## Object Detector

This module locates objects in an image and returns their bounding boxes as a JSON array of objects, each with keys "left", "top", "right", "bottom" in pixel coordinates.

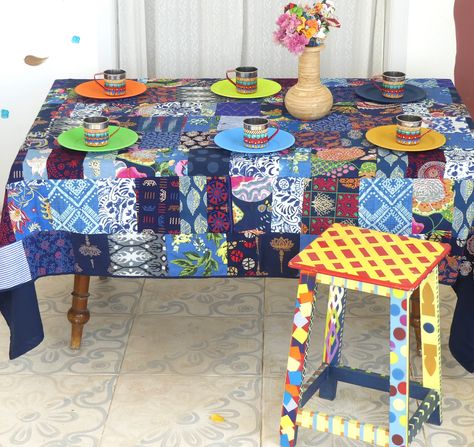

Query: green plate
[
  {"left": 210, "top": 78, "right": 282, "bottom": 99},
  {"left": 57, "top": 126, "right": 138, "bottom": 152}
]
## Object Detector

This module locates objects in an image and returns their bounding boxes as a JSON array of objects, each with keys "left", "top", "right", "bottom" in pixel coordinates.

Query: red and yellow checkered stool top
[{"left": 289, "top": 224, "right": 451, "bottom": 291}]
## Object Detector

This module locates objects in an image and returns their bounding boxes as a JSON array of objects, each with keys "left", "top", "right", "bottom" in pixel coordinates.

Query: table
[{"left": 0, "top": 78, "right": 473, "bottom": 371}]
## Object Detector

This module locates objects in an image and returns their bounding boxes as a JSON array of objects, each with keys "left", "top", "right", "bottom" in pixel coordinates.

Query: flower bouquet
[{"left": 274, "top": 1, "right": 340, "bottom": 55}]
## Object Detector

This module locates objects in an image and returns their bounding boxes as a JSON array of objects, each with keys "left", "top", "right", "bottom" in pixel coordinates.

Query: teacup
[
  {"left": 373, "top": 71, "right": 406, "bottom": 99},
  {"left": 226, "top": 66, "right": 258, "bottom": 94},
  {"left": 94, "top": 69, "right": 127, "bottom": 96},
  {"left": 396, "top": 114, "right": 432, "bottom": 145},
  {"left": 83, "top": 116, "right": 120, "bottom": 147},
  {"left": 243, "top": 118, "right": 279, "bottom": 149}
]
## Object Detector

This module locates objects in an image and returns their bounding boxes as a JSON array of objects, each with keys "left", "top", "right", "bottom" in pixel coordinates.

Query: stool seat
[
  {"left": 289, "top": 223, "right": 450, "bottom": 291},
  {"left": 280, "top": 224, "right": 449, "bottom": 447}
]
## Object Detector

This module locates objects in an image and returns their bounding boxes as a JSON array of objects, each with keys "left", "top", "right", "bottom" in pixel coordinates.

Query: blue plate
[
  {"left": 355, "top": 83, "right": 426, "bottom": 104},
  {"left": 214, "top": 128, "right": 295, "bottom": 154}
]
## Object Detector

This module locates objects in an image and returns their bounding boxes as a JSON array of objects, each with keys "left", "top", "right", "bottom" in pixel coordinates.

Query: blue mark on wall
[
  {"left": 1, "top": 109, "right": 10, "bottom": 119},
  {"left": 71, "top": 35, "right": 81, "bottom": 44}
]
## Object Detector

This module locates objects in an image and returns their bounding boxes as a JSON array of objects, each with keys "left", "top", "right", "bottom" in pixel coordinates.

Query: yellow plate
[
  {"left": 210, "top": 78, "right": 281, "bottom": 99},
  {"left": 366, "top": 125, "right": 446, "bottom": 152}
]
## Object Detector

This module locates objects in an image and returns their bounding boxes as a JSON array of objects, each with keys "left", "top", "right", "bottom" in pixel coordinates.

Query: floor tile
[
  {"left": 121, "top": 315, "right": 262, "bottom": 375},
  {"left": 0, "top": 315, "right": 132, "bottom": 375},
  {"left": 139, "top": 277, "right": 264, "bottom": 317},
  {"left": 0, "top": 374, "right": 116, "bottom": 447},
  {"left": 37, "top": 275, "right": 144, "bottom": 315},
  {"left": 264, "top": 314, "right": 398, "bottom": 379},
  {"left": 101, "top": 375, "right": 261, "bottom": 447}
]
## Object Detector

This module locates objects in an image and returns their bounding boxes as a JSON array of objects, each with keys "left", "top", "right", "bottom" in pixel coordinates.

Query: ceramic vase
[{"left": 284, "top": 45, "right": 333, "bottom": 120}]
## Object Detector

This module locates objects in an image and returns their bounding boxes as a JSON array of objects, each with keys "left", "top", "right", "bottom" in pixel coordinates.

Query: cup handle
[
  {"left": 267, "top": 121, "right": 280, "bottom": 142},
  {"left": 370, "top": 75, "right": 384, "bottom": 92},
  {"left": 109, "top": 120, "right": 121, "bottom": 138},
  {"left": 94, "top": 72, "right": 107, "bottom": 90},
  {"left": 420, "top": 128, "right": 433, "bottom": 139},
  {"left": 226, "top": 69, "right": 237, "bottom": 86}
]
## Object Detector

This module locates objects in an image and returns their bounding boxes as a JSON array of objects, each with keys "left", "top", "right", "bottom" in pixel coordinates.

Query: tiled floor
[{"left": 0, "top": 276, "right": 473, "bottom": 446}]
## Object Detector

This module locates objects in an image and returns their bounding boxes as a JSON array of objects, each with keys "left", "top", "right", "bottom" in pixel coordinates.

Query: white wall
[
  {"left": 386, "top": 0, "right": 456, "bottom": 79},
  {"left": 0, "top": 0, "right": 117, "bottom": 199}
]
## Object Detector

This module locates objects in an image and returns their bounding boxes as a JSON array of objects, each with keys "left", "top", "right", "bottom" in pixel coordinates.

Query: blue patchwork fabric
[
  {"left": 376, "top": 149, "right": 408, "bottom": 178},
  {"left": 46, "top": 179, "right": 99, "bottom": 234},
  {"left": 97, "top": 178, "right": 137, "bottom": 234},
  {"left": 6, "top": 180, "right": 53, "bottom": 240},
  {"left": 184, "top": 116, "right": 219, "bottom": 132},
  {"left": 23, "top": 230, "right": 74, "bottom": 278},
  {"left": 139, "top": 132, "right": 181, "bottom": 150},
  {"left": 215, "top": 102, "right": 261, "bottom": 116},
  {"left": 279, "top": 148, "right": 312, "bottom": 177},
  {"left": 83, "top": 151, "right": 118, "bottom": 179},
  {"left": 70, "top": 233, "right": 111, "bottom": 276},
  {"left": 358, "top": 178, "right": 413, "bottom": 235},
  {"left": 166, "top": 233, "right": 227, "bottom": 277},
  {"left": 179, "top": 176, "right": 208, "bottom": 234},
  {"left": 271, "top": 177, "right": 308, "bottom": 233}
]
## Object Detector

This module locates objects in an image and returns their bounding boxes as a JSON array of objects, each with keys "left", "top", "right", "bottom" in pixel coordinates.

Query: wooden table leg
[
  {"left": 411, "top": 288, "right": 422, "bottom": 356},
  {"left": 67, "top": 274, "right": 90, "bottom": 350}
]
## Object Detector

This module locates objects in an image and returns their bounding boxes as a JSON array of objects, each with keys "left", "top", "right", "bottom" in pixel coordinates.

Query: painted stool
[{"left": 280, "top": 223, "right": 450, "bottom": 447}]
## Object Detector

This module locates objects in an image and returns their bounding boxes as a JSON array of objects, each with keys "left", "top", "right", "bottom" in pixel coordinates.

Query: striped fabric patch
[{"left": 0, "top": 241, "right": 31, "bottom": 290}]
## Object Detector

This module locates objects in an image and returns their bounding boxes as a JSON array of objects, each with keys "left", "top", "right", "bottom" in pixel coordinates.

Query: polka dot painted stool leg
[
  {"left": 389, "top": 288, "right": 411, "bottom": 447},
  {"left": 319, "top": 285, "right": 347, "bottom": 401},
  {"left": 420, "top": 267, "right": 442, "bottom": 426},
  {"left": 280, "top": 272, "right": 317, "bottom": 447}
]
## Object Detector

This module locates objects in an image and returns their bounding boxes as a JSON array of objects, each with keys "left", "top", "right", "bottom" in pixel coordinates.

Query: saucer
[
  {"left": 75, "top": 80, "right": 147, "bottom": 100},
  {"left": 58, "top": 126, "right": 139, "bottom": 152},
  {"left": 214, "top": 128, "right": 295, "bottom": 154},
  {"left": 210, "top": 79, "right": 281, "bottom": 99},
  {"left": 355, "top": 84, "right": 426, "bottom": 104},
  {"left": 366, "top": 125, "right": 446, "bottom": 152}
]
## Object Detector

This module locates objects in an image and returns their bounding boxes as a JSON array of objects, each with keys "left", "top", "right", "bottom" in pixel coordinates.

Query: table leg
[
  {"left": 67, "top": 274, "right": 90, "bottom": 350},
  {"left": 411, "top": 288, "right": 422, "bottom": 355}
]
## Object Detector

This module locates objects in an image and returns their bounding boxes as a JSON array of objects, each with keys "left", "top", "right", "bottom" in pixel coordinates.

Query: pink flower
[
  {"left": 412, "top": 219, "right": 424, "bottom": 235},
  {"left": 116, "top": 166, "right": 147, "bottom": 178},
  {"left": 285, "top": 32, "right": 309, "bottom": 55},
  {"left": 175, "top": 160, "right": 188, "bottom": 177}
]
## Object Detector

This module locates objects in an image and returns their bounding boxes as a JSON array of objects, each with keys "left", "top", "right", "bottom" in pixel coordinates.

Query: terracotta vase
[{"left": 284, "top": 45, "right": 333, "bottom": 120}]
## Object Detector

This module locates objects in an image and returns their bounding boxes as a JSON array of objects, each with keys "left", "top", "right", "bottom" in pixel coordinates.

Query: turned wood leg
[
  {"left": 411, "top": 288, "right": 422, "bottom": 356},
  {"left": 67, "top": 274, "right": 90, "bottom": 350}
]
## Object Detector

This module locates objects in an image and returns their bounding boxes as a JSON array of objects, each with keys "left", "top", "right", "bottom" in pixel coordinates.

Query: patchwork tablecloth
[{"left": 0, "top": 78, "right": 473, "bottom": 368}]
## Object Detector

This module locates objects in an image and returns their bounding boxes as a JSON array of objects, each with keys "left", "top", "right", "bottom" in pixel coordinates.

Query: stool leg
[
  {"left": 419, "top": 266, "right": 442, "bottom": 426},
  {"left": 389, "top": 288, "right": 411, "bottom": 447},
  {"left": 280, "top": 272, "right": 318, "bottom": 447},
  {"left": 319, "top": 285, "right": 347, "bottom": 401}
]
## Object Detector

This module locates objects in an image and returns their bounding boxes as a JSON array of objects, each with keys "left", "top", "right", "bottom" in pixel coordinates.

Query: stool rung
[
  {"left": 301, "top": 364, "right": 429, "bottom": 405},
  {"left": 296, "top": 409, "right": 389, "bottom": 447},
  {"left": 409, "top": 390, "right": 440, "bottom": 442}
]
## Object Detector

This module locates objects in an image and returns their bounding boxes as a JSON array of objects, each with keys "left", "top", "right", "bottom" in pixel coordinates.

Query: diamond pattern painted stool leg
[
  {"left": 319, "top": 285, "right": 347, "bottom": 400},
  {"left": 280, "top": 272, "right": 317, "bottom": 447},
  {"left": 389, "top": 288, "right": 411, "bottom": 447},
  {"left": 419, "top": 266, "right": 442, "bottom": 426}
]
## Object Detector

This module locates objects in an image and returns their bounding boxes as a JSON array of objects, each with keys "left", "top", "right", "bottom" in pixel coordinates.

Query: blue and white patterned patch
[
  {"left": 359, "top": 178, "right": 413, "bottom": 235},
  {"left": 83, "top": 151, "right": 117, "bottom": 179},
  {"left": 179, "top": 176, "right": 208, "bottom": 234},
  {"left": 376, "top": 149, "right": 407, "bottom": 178},
  {"left": 229, "top": 153, "right": 280, "bottom": 178},
  {"left": 22, "top": 149, "right": 52, "bottom": 180},
  {"left": 271, "top": 177, "right": 308, "bottom": 233},
  {"left": 97, "top": 178, "right": 137, "bottom": 234},
  {"left": 47, "top": 179, "right": 99, "bottom": 233}
]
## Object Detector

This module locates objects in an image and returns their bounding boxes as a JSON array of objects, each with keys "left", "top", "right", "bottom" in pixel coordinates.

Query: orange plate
[{"left": 74, "top": 80, "right": 147, "bottom": 100}]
